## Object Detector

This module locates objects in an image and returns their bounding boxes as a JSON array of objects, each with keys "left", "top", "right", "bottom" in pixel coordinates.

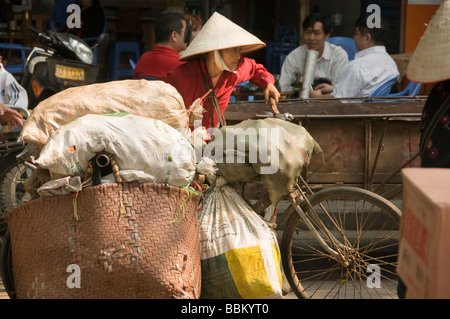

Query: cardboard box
[{"left": 397, "top": 168, "right": 450, "bottom": 299}]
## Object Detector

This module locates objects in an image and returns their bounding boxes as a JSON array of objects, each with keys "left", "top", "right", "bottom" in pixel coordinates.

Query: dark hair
[
  {"left": 185, "top": 14, "right": 203, "bottom": 31},
  {"left": 355, "top": 14, "right": 390, "bottom": 45},
  {"left": 303, "top": 13, "right": 332, "bottom": 35},
  {"left": 155, "top": 10, "right": 185, "bottom": 43}
]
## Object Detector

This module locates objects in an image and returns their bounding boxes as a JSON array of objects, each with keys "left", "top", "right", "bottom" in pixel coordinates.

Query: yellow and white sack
[
  {"left": 33, "top": 113, "right": 196, "bottom": 188},
  {"left": 21, "top": 80, "right": 202, "bottom": 149},
  {"left": 198, "top": 179, "right": 283, "bottom": 299}
]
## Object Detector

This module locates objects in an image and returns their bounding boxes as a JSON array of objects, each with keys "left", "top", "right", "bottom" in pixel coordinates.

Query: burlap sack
[
  {"left": 209, "top": 118, "right": 323, "bottom": 206},
  {"left": 21, "top": 80, "right": 201, "bottom": 149}
]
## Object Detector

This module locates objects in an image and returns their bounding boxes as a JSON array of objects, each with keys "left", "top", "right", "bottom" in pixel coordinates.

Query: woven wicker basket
[{"left": 5, "top": 182, "right": 201, "bottom": 299}]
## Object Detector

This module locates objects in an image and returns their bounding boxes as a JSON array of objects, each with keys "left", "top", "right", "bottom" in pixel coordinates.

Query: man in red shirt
[
  {"left": 134, "top": 11, "right": 190, "bottom": 81},
  {"left": 165, "top": 12, "right": 281, "bottom": 129}
]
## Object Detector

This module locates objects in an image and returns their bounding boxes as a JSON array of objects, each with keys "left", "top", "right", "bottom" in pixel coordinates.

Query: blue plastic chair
[
  {"left": 0, "top": 43, "right": 32, "bottom": 74},
  {"left": 388, "top": 81, "right": 421, "bottom": 97},
  {"left": 279, "top": 35, "right": 297, "bottom": 70},
  {"left": 369, "top": 76, "right": 399, "bottom": 97},
  {"left": 326, "top": 37, "right": 358, "bottom": 61},
  {"left": 266, "top": 25, "right": 298, "bottom": 74},
  {"left": 129, "top": 59, "right": 136, "bottom": 70},
  {"left": 108, "top": 41, "right": 140, "bottom": 81}
]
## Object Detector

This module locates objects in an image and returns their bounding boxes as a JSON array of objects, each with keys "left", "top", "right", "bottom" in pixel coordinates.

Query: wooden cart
[{"left": 224, "top": 96, "right": 426, "bottom": 200}]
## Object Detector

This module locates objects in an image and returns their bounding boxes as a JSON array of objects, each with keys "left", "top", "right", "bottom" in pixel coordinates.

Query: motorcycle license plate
[{"left": 55, "top": 64, "right": 85, "bottom": 81}]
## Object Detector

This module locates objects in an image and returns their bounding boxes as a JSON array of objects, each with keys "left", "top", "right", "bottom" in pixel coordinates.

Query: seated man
[
  {"left": 310, "top": 15, "right": 399, "bottom": 98},
  {"left": 134, "top": 11, "right": 190, "bottom": 81},
  {"left": 279, "top": 13, "right": 349, "bottom": 93}
]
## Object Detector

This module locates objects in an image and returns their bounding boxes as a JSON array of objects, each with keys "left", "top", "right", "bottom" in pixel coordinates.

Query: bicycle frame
[{"left": 249, "top": 174, "right": 353, "bottom": 268}]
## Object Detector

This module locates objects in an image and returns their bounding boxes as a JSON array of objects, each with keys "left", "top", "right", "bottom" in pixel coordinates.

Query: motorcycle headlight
[{"left": 69, "top": 37, "right": 94, "bottom": 65}]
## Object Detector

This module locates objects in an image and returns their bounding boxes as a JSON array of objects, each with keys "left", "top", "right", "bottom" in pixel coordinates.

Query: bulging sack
[
  {"left": 21, "top": 80, "right": 201, "bottom": 149},
  {"left": 34, "top": 113, "right": 196, "bottom": 188},
  {"left": 209, "top": 118, "right": 323, "bottom": 206},
  {"left": 198, "top": 183, "right": 283, "bottom": 299}
]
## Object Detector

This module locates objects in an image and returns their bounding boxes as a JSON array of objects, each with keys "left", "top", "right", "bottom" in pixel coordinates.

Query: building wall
[{"left": 404, "top": 3, "right": 440, "bottom": 52}]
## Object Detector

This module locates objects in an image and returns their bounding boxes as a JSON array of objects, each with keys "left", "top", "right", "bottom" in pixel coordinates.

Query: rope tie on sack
[
  {"left": 186, "top": 89, "right": 212, "bottom": 118},
  {"left": 104, "top": 152, "right": 126, "bottom": 220},
  {"left": 71, "top": 152, "right": 125, "bottom": 221},
  {"left": 72, "top": 163, "right": 94, "bottom": 221},
  {"left": 72, "top": 192, "right": 79, "bottom": 221},
  {"left": 170, "top": 186, "right": 200, "bottom": 225}
]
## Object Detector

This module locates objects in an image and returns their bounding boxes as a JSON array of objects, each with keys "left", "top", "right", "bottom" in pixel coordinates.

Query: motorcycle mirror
[{"left": 95, "top": 33, "right": 110, "bottom": 46}]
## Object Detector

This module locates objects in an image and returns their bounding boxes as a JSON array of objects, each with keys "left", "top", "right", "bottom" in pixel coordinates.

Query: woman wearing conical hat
[
  {"left": 406, "top": 0, "right": 450, "bottom": 169},
  {"left": 165, "top": 12, "right": 281, "bottom": 129},
  {"left": 397, "top": 0, "right": 450, "bottom": 299}
]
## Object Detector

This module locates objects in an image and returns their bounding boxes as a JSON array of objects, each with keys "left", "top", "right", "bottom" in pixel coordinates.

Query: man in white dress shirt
[
  {"left": 279, "top": 13, "right": 349, "bottom": 94},
  {"left": 310, "top": 15, "right": 399, "bottom": 98}
]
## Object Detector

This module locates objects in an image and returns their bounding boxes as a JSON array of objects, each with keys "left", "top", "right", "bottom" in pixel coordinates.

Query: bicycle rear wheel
[
  {"left": 0, "top": 153, "right": 32, "bottom": 237},
  {"left": 0, "top": 231, "right": 15, "bottom": 299},
  {"left": 281, "top": 186, "right": 401, "bottom": 299}
]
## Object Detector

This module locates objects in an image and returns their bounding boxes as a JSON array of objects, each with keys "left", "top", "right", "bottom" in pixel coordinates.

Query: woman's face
[
  {"left": 191, "top": 26, "right": 201, "bottom": 41},
  {"left": 220, "top": 47, "right": 242, "bottom": 71}
]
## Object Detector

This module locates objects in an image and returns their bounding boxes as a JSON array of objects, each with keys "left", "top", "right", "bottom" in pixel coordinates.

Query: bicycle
[
  {"left": 0, "top": 106, "right": 33, "bottom": 238},
  {"left": 0, "top": 113, "right": 402, "bottom": 299},
  {"left": 0, "top": 105, "right": 33, "bottom": 298},
  {"left": 244, "top": 172, "right": 401, "bottom": 299}
]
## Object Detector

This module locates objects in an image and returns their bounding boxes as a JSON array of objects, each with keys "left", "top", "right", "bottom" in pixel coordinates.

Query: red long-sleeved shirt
[
  {"left": 165, "top": 57, "right": 274, "bottom": 129},
  {"left": 134, "top": 45, "right": 185, "bottom": 80}
]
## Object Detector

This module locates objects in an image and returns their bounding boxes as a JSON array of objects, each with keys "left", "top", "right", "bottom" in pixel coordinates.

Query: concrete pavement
[
  {"left": 0, "top": 278, "right": 10, "bottom": 299},
  {"left": 0, "top": 276, "right": 296, "bottom": 300}
]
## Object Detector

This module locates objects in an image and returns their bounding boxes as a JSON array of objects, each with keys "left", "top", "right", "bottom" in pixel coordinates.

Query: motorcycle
[
  {"left": 0, "top": 28, "right": 110, "bottom": 225},
  {"left": 0, "top": 27, "right": 109, "bottom": 227},
  {"left": 21, "top": 26, "right": 109, "bottom": 109}
]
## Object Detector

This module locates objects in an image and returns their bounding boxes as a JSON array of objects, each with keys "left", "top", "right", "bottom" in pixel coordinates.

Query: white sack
[
  {"left": 100, "top": 170, "right": 157, "bottom": 184},
  {"left": 37, "top": 176, "right": 82, "bottom": 197},
  {"left": 21, "top": 80, "right": 202, "bottom": 149},
  {"left": 198, "top": 183, "right": 283, "bottom": 299},
  {"left": 34, "top": 113, "right": 196, "bottom": 188}
]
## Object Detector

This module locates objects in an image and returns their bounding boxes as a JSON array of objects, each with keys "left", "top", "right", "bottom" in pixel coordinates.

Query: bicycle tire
[
  {"left": 0, "top": 150, "right": 30, "bottom": 237},
  {"left": 0, "top": 230, "right": 16, "bottom": 299},
  {"left": 281, "top": 186, "right": 401, "bottom": 299}
]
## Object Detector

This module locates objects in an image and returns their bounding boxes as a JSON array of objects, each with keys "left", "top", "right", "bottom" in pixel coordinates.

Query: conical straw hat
[
  {"left": 180, "top": 12, "right": 265, "bottom": 61},
  {"left": 407, "top": 0, "right": 450, "bottom": 83}
]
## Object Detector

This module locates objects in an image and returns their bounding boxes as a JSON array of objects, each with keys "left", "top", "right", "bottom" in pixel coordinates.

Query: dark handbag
[{"left": 420, "top": 95, "right": 450, "bottom": 159}]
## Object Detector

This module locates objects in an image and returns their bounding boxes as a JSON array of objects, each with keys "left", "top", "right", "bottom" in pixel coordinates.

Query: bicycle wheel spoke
[
  {"left": 281, "top": 186, "right": 401, "bottom": 299},
  {"left": 298, "top": 264, "right": 343, "bottom": 298},
  {"left": 295, "top": 263, "right": 341, "bottom": 282},
  {"left": 355, "top": 262, "right": 398, "bottom": 298}
]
